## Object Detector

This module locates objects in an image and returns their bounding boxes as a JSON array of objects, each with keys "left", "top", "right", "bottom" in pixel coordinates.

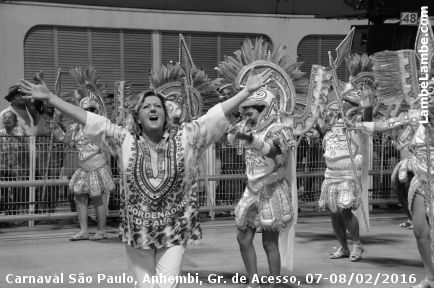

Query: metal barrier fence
[
  {"left": 203, "top": 133, "right": 400, "bottom": 212},
  {"left": 0, "top": 134, "right": 400, "bottom": 225}
]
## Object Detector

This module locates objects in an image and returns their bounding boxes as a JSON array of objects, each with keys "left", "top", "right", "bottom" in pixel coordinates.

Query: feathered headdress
[
  {"left": 342, "top": 53, "right": 375, "bottom": 106},
  {"left": 217, "top": 38, "right": 334, "bottom": 137},
  {"left": 149, "top": 34, "right": 220, "bottom": 125},
  {"left": 69, "top": 66, "right": 108, "bottom": 116},
  {"left": 56, "top": 66, "right": 113, "bottom": 130},
  {"left": 217, "top": 38, "right": 305, "bottom": 115},
  {"left": 217, "top": 37, "right": 310, "bottom": 272}
]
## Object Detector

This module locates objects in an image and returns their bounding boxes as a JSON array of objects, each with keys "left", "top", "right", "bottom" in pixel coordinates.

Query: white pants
[{"left": 126, "top": 244, "right": 186, "bottom": 288}]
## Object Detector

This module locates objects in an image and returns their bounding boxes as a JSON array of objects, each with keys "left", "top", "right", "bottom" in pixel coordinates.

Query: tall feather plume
[
  {"left": 66, "top": 66, "right": 111, "bottom": 121},
  {"left": 372, "top": 50, "right": 419, "bottom": 107},
  {"left": 150, "top": 63, "right": 183, "bottom": 90},
  {"left": 192, "top": 68, "right": 220, "bottom": 111},
  {"left": 69, "top": 66, "right": 105, "bottom": 97},
  {"left": 345, "top": 53, "right": 374, "bottom": 78},
  {"left": 216, "top": 38, "right": 305, "bottom": 88},
  {"left": 150, "top": 62, "right": 220, "bottom": 113},
  {"left": 69, "top": 66, "right": 106, "bottom": 106}
]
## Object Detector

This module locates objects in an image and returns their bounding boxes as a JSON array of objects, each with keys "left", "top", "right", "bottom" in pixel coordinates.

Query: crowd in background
[{"left": 0, "top": 83, "right": 401, "bottom": 216}]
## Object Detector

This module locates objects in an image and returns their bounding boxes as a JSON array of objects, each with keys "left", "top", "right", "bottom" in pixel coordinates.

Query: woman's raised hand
[
  {"left": 245, "top": 68, "right": 273, "bottom": 94},
  {"left": 19, "top": 76, "right": 52, "bottom": 101}
]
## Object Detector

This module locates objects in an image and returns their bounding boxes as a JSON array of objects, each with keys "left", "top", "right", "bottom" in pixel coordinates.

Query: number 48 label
[{"left": 400, "top": 12, "right": 418, "bottom": 26}]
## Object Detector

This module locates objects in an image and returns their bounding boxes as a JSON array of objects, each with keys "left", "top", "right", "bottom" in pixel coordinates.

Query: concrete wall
[{"left": 0, "top": 1, "right": 368, "bottom": 110}]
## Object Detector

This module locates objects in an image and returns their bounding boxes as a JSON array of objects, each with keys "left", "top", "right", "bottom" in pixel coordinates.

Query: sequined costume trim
[
  {"left": 235, "top": 180, "right": 293, "bottom": 231},
  {"left": 234, "top": 124, "right": 295, "bottom": 231},
  {"left": 319, "top": 169, "right": 361, "bottom": 212},
  {"left": 69, "top": 162, "right": 115, "bottom": 197}
]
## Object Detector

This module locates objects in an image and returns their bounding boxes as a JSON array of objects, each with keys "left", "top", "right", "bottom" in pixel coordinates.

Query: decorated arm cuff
[{"left": 354, "top": 122, "right": 375, "bottom": 133}]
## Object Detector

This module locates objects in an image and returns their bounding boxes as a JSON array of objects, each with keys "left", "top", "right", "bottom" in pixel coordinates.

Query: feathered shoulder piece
[
  {"left": 372, "top": 50, "right": 418, "bottom": 106},
  {"left": 372, "top": 16, "right": 434, "bottom": 118},
  {"left": 148, "top": 35, "right": 220, "bottom": 126},
  {"left": 346, "top": 53, "right": 374, "bottom": 78}
]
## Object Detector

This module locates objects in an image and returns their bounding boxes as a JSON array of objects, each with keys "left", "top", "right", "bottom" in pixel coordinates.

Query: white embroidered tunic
[{"left": 83, "top": 104, "right": 229, "bottom": 249}]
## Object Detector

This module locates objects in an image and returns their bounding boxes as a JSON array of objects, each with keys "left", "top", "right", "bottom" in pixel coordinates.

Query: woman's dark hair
[{"left": 133, "top": 90, "right": 169, "bottom": 138}]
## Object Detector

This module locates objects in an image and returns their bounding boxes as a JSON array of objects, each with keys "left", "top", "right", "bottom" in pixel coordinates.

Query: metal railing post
[
  {"left": 206, "top": 145, "right": 216, "bottom": 219},
  {"left": 28, "top": 136, "right": 36, "bottom": 228}
]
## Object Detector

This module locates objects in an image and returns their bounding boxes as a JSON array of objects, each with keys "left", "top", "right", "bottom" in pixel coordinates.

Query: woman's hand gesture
[
  {"left": 245, "top": 68, "right": 273, "bottom": 94},
  {"left": 19, "top": 76, "right": 52, "bottom": 101}
]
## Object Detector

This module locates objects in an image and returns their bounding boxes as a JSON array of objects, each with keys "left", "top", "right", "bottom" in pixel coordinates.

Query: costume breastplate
[
  {"left": 72, "top": 129, "right": 100, "bottom": 160},
  {"left": 245, "top": 125, "right": 275, "bottom": 181},
  {"left": 323, "top": 121, "right": 360, "bottom": 168}
]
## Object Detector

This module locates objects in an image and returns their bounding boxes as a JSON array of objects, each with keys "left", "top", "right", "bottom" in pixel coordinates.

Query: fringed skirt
[
  {"left": 235, "top": 179, "right": 293, "bottom": 231},
  {"left": 69, "top": 160, "right": 115, "bottom": 197},
  {"left": 319, "top": 169, "right": 361, "bottom": 212}
]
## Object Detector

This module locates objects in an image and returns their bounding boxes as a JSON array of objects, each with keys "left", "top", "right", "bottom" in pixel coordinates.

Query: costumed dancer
[
  {"left": 318, "top": 29, "right": 375, "bottom": 262},
  {"left": 352, "top": 92, "right": 434, "bottom": 288},
  {"left": 350, "top": 18, "right": 434, "bottom": 287},
  {"left": 367, "top": 50, "right": 419, "bottom": 231},
  {"left": 52, "top": 67, "right": 116, "bottom": 241},
  {"left": 19, "top": 35, "right": 272, "bottom": 288},
  {"left": 217, "top": 38, "right": 308, "bottom": 287}
]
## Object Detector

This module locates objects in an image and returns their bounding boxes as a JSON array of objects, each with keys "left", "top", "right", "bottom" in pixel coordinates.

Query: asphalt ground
[{"left": 0, "top": 213, "right": 424, "bottom": 288}]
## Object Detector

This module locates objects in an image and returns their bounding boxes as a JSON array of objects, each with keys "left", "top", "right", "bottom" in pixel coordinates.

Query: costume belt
[
  {"left": 79, "top": 153, "right": 107, "bottom": 171},
  {"left": 324, "top": 167, "right": 361, "bottom": 179},
  {"left": 247, "top": 169, "right": 285, "bottom": 194}
]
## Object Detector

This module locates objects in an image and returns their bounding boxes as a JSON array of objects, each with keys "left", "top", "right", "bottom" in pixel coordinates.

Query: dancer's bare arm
[
  {"left": 19, "top": 78, "right": 87, "bottom": 126},
  {"left": 220, "top": 68, "right": 273, "bottom": 116}
]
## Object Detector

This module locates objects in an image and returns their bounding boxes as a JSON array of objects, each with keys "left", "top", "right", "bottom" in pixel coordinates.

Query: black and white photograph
[{"left": 0, "top": 0, "right": 434, "bottom": 287}]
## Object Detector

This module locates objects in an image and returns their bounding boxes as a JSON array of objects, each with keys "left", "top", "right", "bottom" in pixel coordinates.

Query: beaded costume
[
  {"left": 318, "top": 50, "right": 375, "bottom": 232},
  {"left": 217, "top": 38, "right": 311, "bottom": 271},
  {"left": 319, "top": 120, "right": 364, "bottom": 212},
  {"left": 228, "top": 88, "right": 296, "bottom": 231},
  {"left": 54, "top": 67, "right": 115, "bottom": 197},
  {"left": 352, "top": 17, "right": 434, "bottom": 271}
]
